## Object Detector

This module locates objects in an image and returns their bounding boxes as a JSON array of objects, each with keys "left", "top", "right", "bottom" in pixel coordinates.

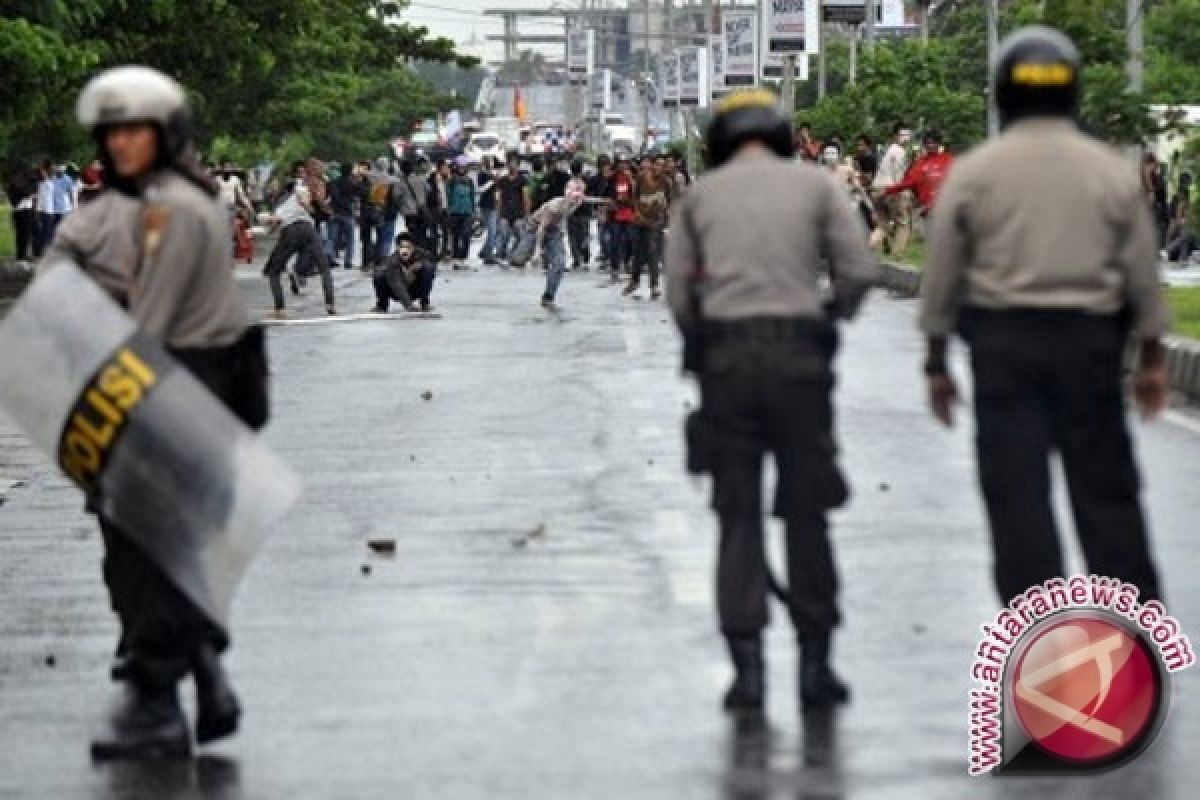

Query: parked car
[{"left": 464, "top": 132, "right": 506, "bottom": 166}]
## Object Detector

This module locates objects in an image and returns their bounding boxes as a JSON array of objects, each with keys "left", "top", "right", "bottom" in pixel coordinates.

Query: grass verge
[
  {"left": 1168, "top": 287, "right": 1200, "bottom": 340},
  {"left": 0, "top": 207, "right": 14, "bottom": 260}
]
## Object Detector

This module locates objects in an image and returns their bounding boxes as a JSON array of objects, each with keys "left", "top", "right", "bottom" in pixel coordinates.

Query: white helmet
[{"left": 76, "top": 66, "right": 192, "bottom": 157}]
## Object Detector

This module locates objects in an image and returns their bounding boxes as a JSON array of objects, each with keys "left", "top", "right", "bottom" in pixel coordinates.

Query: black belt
[{"left": 703, "top": 316, "right": 832, "bottom": 344}]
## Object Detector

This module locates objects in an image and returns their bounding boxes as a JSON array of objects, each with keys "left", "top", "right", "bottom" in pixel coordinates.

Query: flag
[{"left": 514, "top": 84, "right": 528, "bottom": 123}]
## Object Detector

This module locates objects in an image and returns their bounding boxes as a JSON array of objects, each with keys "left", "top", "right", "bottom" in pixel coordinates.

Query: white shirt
[
  {"left": 275, "top": 191, "right": 314, "bottom": 228},
  {"left": 874, "top": 142, "right": 909, "bottom": 190}
]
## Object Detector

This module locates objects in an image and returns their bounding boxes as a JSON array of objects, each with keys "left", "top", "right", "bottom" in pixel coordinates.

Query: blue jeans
[
  {"left": 541, "top": 229, "right": 566, "bottom": 301},
  {"left": 496, "top": 217, "right": 522, "bottom": 259},
  {"left": 480, "top": 208, "right": 500, "bottom": 260},
  {"left": 327, "top": 214, "right": 356, "bottom": 266},
  {"left": 379, "top": 214, "right": 399, "bottom": 262}
]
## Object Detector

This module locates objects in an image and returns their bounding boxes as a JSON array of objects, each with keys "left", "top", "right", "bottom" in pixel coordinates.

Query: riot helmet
[
  {"left": 992, "top": 26, "right": 1081, "bottom": 129},
  {"left": 77, "top": 67, "right": 193, "bottom": 158},
  {"left": 705, "top": 89, "right": 794, "bottom": 169}
]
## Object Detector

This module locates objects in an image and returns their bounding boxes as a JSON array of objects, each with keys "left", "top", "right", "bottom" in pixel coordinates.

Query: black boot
[
  {"left": 722, "top": 635, "right": 765, "bottom": 713},
  {"left": 90, "top": 683, "right": 191, "bottom": 761},
  {"left": 191, "top": 645, "right": 241, "bottom": 745},
  {"left": 799, "top": 630, "right": 850, "bottom": 712}
]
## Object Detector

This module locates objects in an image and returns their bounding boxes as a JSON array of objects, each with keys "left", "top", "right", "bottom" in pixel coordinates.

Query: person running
[{"left": 263, "top": 184, "right": 336, "bottom": 318}]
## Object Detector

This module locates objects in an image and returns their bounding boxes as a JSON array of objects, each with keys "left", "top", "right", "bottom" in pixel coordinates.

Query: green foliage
[
  {"left": 800, "top": 0, "right": 1200, "bottom": 151},
  {"left": 0, "top": 0, "right": 478, "bottom": 167},
  {"left": 0, "top": 206, "right": 14, "bottom": 259}
]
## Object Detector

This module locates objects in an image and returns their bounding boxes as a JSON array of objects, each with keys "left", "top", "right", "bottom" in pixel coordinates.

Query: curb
[
  {"left": 0, "top": 260, "right": 34, "bottom": 291},
  {"left": 875, "top": 260, "right": 1200, "bottom": 405},
  {"left": 877, "top": 259, "right": 922, "bottom": 295}
]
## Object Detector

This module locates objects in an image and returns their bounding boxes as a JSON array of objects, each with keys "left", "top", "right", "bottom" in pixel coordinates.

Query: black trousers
[
  {"left": 449, "top": 212, "right": 472, "bottom": 260},
  {"left": 101, "top": 518, "right": 227, "bottom": 689},
  {"left": 430, "top": 212, "right": 452, "bottom": 261},
  {"left": 404, "top": 214, "right": 428, "bottom": 251},
  {"left": 699, "top": 326, "right": 848, "bottom": 637},
  {"left": 12, "top": 208, "right": 35, "bottom": 260},
  {"left": 568, "top": 215, "right": 590, "bottom": 266},
  {"left": 630, "top": 225, "right": 664, "bottom": 287},
  {"left": 264, "top": 222, "right": 334, "bottom": 309},
  {"left": 962, "top": 308, "right": 1162, "bottom": 606},
  {"left": 359, "top": 211, "right": 378, "bottom": 268}
]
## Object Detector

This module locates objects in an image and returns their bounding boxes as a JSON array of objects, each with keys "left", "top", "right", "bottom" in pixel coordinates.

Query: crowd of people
[
  {"left": 3, "top": 159, "right": 104, "bottom": 262},
  {"left": 248, "top": 148, "right": 696, "bottom": 316}
]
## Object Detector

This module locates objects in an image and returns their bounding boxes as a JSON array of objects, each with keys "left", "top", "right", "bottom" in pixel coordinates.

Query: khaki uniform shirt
[
  {"left": 920, "top": 119, "right": 1168, "bottom": 339},
  {"left": 44, "top": 171, "right": 249, "bottom": 348},
  {"left": 666, "top": 150, "right": 877, "bottom": 330}
]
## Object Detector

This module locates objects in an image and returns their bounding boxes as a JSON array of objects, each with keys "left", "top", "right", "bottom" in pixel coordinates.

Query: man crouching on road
[{"left": 372, "top": 232, "right": 436, "bottom": 313}]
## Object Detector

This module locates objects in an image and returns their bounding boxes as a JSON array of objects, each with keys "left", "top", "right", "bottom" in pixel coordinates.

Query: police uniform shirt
[
  {"left": 666, "top": 150, "right": 877, "bottom": 329},
  {"left": 920, "top": 119, "right": 1169, "bottom": 340},
  {"left": 43, "top": 171, "right": 249, "bottom": 349}
]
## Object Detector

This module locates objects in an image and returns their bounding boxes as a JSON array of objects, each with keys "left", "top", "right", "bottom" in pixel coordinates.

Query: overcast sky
[{"left": 403, "top": 1, "right": 583, "bottom": 63}]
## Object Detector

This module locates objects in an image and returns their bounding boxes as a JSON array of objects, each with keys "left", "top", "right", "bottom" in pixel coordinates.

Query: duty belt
[{"left": 703, "top": 316, "right": 832, "bottom": 344}]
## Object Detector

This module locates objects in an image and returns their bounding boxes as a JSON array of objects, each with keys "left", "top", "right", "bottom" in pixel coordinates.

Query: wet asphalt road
[{"left": 2, "top": 248, "right": 1200, "bottom": 799}]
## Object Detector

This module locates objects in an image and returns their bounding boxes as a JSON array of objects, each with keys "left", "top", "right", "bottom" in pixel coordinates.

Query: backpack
[{"left": 368, "top": 180, "right": 391, "bottom": 208}]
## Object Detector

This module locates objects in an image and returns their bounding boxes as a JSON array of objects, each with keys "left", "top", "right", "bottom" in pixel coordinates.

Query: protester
[
  {"left": 1166, "top": 173, "right": 1195, "bottom": 264},
  {"left": 4, "top": 164, "right": 38, "bottom": 261},
  {"left": 372, "top": 232, "right": 436, "bottom": 313},
  {"left": 426, "top": 158, "right": 452, "bottom": 263},
  {"left": 78, "top": 161, "right": 105, "bottom": 205},
  {"left": 446, "top": 158, "right": 477, "bottom": 268},
  {"left": 624, "top": 153, "right": 671, "bottom": 299},
  {"left": 606, "top": 156, "right": 637, "bottom": 282},
  {"left": 882, "top": 129, "right": 954, "bottom": 223},
  {"left": 589, "top": 156, "right": 614, "bottom": 270},
  {"left": 477, "top": 157, "right": 500, "bottom": 265},
  {"left": 494, "top": 159, "right": 530, "bottom": 264},
  {"left": 873, "top": 124, "right": 913, "bottom": 255},
  {"left": 566, "top": 160, "right": 591, "bottom": 270},
  {"left": 327, "top": 162, "right": 359, "bottom": 269},
  {"left": 530, "top": 182, "right": 584, "bottom": 310},
  {"left": 263, "top": 184, "right": 336, "bottom": 318},
  {"left": 399, "top": 159, "right": 431, "bottom": 253}
]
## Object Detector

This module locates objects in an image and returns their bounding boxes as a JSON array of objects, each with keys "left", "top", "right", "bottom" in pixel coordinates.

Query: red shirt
[
  {"left": 886, "top": 151, "right": 954, "bottom": 213},
  {"left": 611, "top": 173, "right": 636, "bottom": 223}
]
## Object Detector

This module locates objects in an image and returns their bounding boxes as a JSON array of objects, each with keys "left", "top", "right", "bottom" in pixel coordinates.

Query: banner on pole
[
  {"left": 764, "top": 0, "right": 820, "bottom": 55},
  {"left": 710, "top": 33, "right": 726, "bottom": 99},
  {"left": 567, "top": 25, "right": 594, "bottom": 86},
  {"left": 723, "top": 9, "right": 758, "bottom": 88},
  {"left": 661, "top": 52, "right": 680, "bottom": 108},
  {"left": 678, "top": 47, "right": 709, "bottom": 108},
  {"left": 589, "top": 69, "right": 612, "bottom": 111},
  {"left": 761, "top": 52, "right": 809, "bottom": 82}
]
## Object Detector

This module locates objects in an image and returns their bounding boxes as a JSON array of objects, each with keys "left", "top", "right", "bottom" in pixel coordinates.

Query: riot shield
[{"left": 0, "top": 261, "right": 300, "bottom": 630}]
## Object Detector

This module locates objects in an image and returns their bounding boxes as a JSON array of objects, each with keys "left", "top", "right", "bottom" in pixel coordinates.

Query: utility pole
[
  {"left": 666, "top": 0, "right": 678, "bottom": 142},
  {"left": 643, "top": 0, "right": 651, "bottom": 75},
  {"left": 918, "top": 1, "right": 932, "bottom": 45},
  {"left": 817, "top": 5, "right": 826, "bottom": 99},
  {"left": 986, "top": 0, "right": 999, "bottom": 137},
  {"left": 849, "top": 24, "right": 858, "bottom": 87},
  {"left": 1127, "top": 0, "right": 1144, "bottom": 92},
  {"left": 865, "top": 0, "right": 877, "bottom": 51}
]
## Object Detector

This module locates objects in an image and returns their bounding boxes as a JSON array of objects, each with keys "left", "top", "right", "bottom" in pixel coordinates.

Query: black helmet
[
  {"left": 705, "top": 89, "right": 793, "bottom": 169},
  {"left": 993, "top": 26, "right": 1081, "bottom": 129}
]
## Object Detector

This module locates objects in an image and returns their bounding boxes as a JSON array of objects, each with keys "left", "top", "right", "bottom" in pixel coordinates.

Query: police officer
[
  {"left": 920, "top": 27, "right": 1167, "bottom": 607},
  {"left": 45, "top": 67, "right": 269, "bottom": 759},
  {"left": 666, "top": 90, "right": 876, "bottom": 714}
]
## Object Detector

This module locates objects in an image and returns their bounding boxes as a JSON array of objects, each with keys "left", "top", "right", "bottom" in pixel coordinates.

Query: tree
[{"left": 0, "top": 0, "right": 477, "bottom": 166}]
